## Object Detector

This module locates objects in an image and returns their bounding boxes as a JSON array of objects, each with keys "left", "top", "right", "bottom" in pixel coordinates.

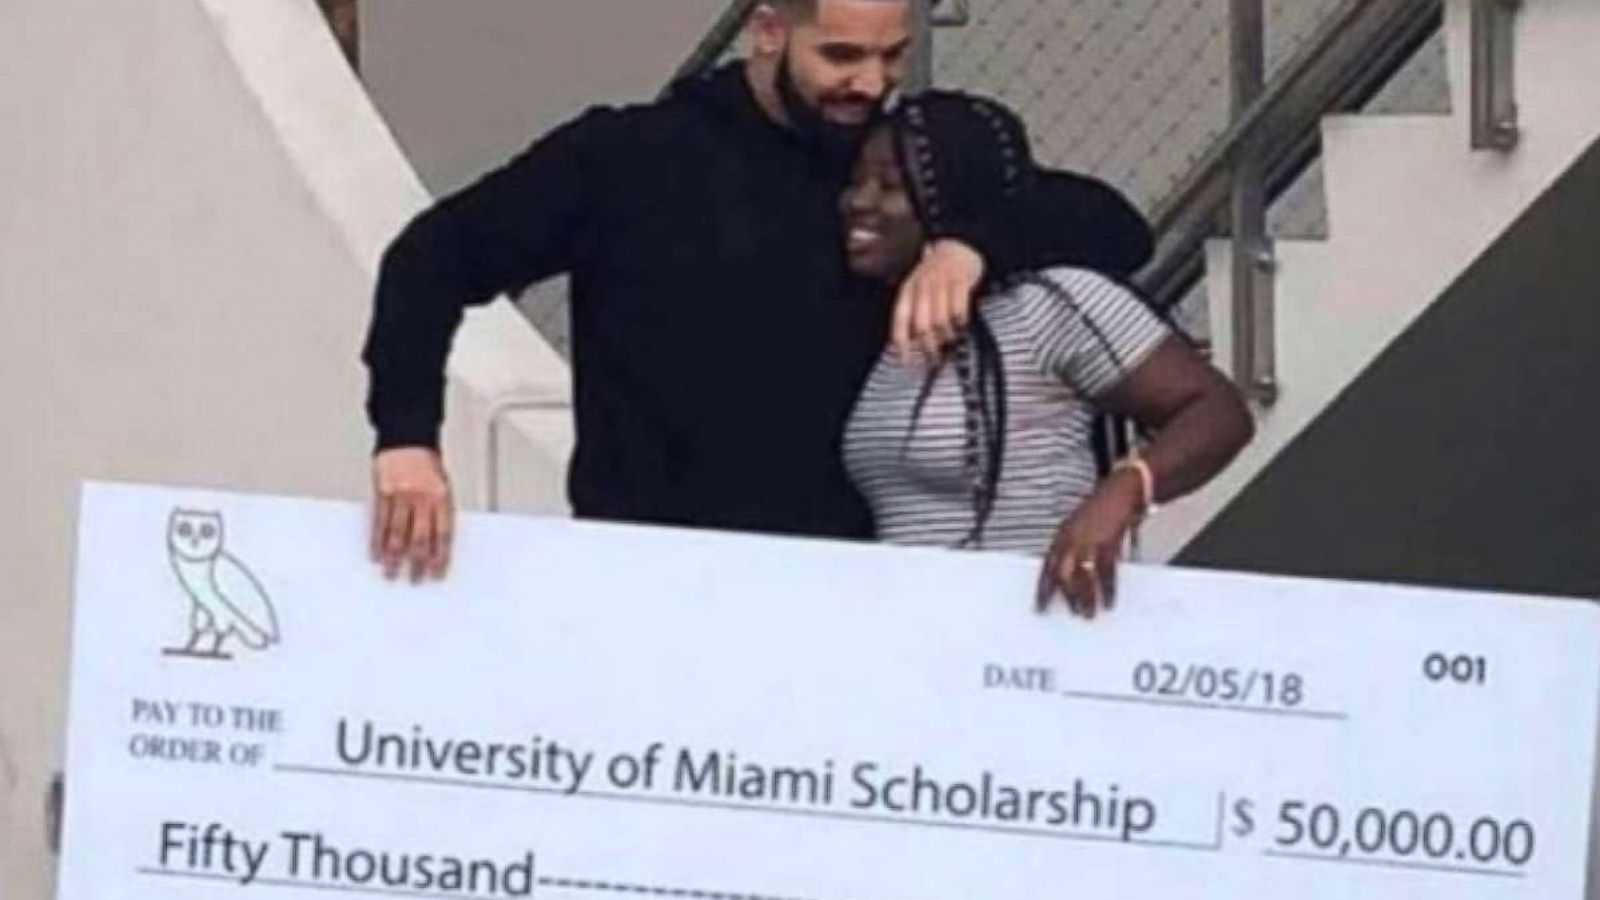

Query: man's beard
[{"left": 776, "top": 49, "right": 882, "bottom": 161}]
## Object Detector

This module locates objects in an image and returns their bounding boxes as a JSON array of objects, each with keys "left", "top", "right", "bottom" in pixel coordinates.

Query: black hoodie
[{"left": 364, "top": 64, "right": 1152, "bottom": 539}]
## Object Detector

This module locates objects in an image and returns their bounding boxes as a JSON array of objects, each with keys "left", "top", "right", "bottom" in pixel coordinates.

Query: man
[{"left": 364, "top": 0, "right": 1153, "bottom": 581}]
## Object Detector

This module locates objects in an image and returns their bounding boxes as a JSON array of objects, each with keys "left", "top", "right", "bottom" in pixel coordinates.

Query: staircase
[{"left": 1139, "top": 0, "right": 1600, "bottom": 561}]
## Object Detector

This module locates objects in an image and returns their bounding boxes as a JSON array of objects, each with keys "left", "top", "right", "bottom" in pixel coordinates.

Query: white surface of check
[{"left": 58, "top": 482, "right": 1600, "bottom": 899}]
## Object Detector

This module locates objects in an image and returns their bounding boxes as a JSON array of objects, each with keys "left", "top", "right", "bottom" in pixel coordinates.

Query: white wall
[
  {"left": 1, "top": 2, "right": 376, "bottom": 894},
  {"left": 0, "top": 0, "right": 682, "bottom": 894},
  {"left": 357, "top": 0, "right": 734, "bottom": 355},
  {"left": 362, "top": 0, "right": 730, "bottom": 195}
]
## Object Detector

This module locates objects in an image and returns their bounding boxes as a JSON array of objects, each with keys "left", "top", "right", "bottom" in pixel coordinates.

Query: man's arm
[
  {"left": 363, "top": 106, "right": 618, "bottom": 583},
  {"left": 363, "top": 107, "right": 617, "bottom": 451},
  {"left": 945, "top": 169, "right": 1153, "bottom": 281},
  {"left": 889, "top": 171, "right": 1153, "bottom": 359}
]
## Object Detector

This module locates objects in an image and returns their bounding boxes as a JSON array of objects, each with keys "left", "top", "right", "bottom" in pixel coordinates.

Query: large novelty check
[{"left": 59, "top": 482, "right": 1600, "bottom": 899}]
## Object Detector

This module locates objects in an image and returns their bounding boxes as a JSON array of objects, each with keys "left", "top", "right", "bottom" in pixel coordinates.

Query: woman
[{"left": 840, "top": 91, "right": 1254, "bottom": 619}]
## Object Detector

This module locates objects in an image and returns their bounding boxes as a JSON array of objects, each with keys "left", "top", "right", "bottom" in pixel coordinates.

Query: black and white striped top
[{"left": 843, "top": 267, "right": 1170, "bottom": 554}]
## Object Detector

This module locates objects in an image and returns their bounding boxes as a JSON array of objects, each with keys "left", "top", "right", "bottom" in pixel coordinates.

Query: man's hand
[
  {"left": 891, "top": 239, "right": 985, "bottom": 362},
  {"left": 1035, "top": 469, "right": 1144, "bottom": 619},
  {"left": 371, "top": 447, "right": 454, "bottom": 583}
]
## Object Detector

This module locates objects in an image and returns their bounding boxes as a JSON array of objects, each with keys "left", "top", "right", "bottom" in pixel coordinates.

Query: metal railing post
[
  {"left": 1228, "top": 0, "right": 1279, "bottom": 406},
  {"left": 1470, "top": 0, "right": 1521, "bottom": 151},
  {"left": 908, "top": 0, "right": 936, "bottom": 94}
]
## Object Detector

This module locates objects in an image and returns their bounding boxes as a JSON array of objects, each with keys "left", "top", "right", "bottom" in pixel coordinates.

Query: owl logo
[{"left": 162, "top": 509, "right": 280, "bottom": 659}]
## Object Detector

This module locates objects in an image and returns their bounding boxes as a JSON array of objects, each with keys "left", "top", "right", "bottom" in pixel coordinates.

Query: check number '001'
[{"left": 1424, "top": 654, "right": 1488, "bottom": 686}]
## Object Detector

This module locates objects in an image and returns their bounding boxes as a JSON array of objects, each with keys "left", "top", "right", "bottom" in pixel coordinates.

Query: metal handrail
[
  {"left": 663, "top": 0, "right": 762, "bottom": 97},
  {"left": 1134, "top": 0, "right": 1443, "bottom": 404},
  {"left": 1139, "top": 0, "right": 1442, "bottom": 300}
]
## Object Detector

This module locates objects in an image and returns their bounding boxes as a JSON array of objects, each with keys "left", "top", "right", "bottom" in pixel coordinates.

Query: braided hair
[{"left": 890, "top": 92, "right": 1130, "bottom": 548}]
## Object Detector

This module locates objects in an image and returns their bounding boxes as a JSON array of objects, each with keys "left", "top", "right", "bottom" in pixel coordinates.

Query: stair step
[{"left": 1145, "top": 0, "right": 1600, "bottom": 561}]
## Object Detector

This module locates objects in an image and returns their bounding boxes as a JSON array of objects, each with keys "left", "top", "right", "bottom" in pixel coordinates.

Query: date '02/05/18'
[{"left": 985, "top": 653, "right": 1493, "bottom": 720}]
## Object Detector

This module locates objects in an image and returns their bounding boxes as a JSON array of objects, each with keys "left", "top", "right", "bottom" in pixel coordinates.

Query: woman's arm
[
  {"left": 1039, "top": 336, "right": 1254, "bottom": 618},
  {"left": 1105, "top": 337, "right": 1256, "bottom": 503}
]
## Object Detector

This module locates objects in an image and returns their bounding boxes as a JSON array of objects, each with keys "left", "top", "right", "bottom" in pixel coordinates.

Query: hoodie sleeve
[
  {"left": 362, "top": 107, "right": 619, "bottom": 451},
  {"left": 931, "top": 169, "right": 1155, "bottom": 282}
]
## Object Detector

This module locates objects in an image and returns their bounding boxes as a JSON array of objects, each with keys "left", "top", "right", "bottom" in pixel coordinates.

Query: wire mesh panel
[
  {"left": 932, "top": 1, "right": 1450, "bottom": 340},
  {"left": 519, "top": 1, "right": 1451, "bottom": 351},
  {"left": 934, "top": 0, "right": 1353, "bottom": 218}
]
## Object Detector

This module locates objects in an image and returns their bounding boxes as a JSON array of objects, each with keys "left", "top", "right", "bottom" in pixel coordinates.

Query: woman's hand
[{"left": 1036, "top": 469, "right": 1145, "bottom": 618}]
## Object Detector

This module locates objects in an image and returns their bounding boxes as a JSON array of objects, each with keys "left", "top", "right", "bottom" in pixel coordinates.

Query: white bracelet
[{"left": 1114, "top": 456, "right": 1158, "bottom": 518}]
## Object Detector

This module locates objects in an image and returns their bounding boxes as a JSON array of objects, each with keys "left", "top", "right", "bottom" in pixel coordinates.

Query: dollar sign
[{"left": 1230, "top": 798, "right": 1255, "bottom": 838}]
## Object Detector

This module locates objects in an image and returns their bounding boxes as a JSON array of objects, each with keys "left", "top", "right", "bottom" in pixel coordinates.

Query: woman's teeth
[{"left": 848, "top": 227, "right": 881, "bottom": 249}]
